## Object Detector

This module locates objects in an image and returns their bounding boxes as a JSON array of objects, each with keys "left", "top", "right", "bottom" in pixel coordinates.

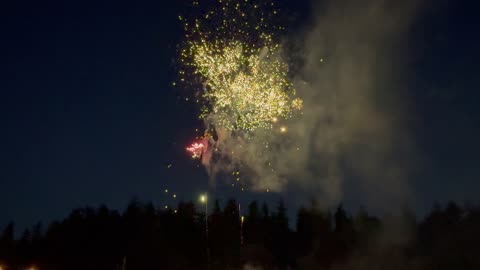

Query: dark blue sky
[{"left": 1, "top": 0, "right": 479, "bottom": 230}]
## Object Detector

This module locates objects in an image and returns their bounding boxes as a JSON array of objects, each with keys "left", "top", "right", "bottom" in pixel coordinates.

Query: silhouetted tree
[
  {"left": 0, "top": 222, "right": 15, "bottom": 265},
  {"left": 271, "top": 200, "right": 291, "bottom": 269},
  {"left": 2, "top": 198, "right": 480, "bottom": 270}
]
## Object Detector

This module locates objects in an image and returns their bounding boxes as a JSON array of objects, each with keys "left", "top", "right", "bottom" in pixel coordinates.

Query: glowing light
[
  {"left": 292, "top": 98, "right": 303, "bottom": 110},
  {"left": 241, "top": 215, "right": 245, "bottom": 223},
  {"left": 200, "top": 194, "right": 207, "bottom": 203},
  {"left": 280, "top": 126, "right": 287, "bottom": 133},
  {"left": 173, "top": 194, "right": 177, "bottom": 198},
  {"left": 164, "top": 189, "right": 169, "bottom": 193}
]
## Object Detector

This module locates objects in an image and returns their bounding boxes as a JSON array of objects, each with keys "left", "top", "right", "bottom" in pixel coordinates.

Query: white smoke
[{"left": 203, "top": 0, "right": 426, "bottom": 211}]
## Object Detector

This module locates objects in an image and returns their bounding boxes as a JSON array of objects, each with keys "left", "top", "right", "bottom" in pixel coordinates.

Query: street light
[
  {"left": 199, "top": 193, "right": 209, "bottom": 270},
  {"left": 199, "top": 194, "right": 208, "bottom": 233},
  {"left": 241, "top": 215, "right": 245, "bottom": 245}
]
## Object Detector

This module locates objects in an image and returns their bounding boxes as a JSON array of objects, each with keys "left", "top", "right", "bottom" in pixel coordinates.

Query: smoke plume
[{"left": 203, "top": 0, "right": 425, "bottom": 211}]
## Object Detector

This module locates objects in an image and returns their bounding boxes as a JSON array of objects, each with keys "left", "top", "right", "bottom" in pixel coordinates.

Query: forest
[{"left": 1, "top": 199, "right": 479, "bottom": 270}]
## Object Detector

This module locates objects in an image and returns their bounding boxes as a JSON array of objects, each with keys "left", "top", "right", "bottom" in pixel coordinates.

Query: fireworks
[
  {"left": 179, "top": 0, "right": 303, "bottom": 192},
  {"left": 186, "top": 135, "right": 210, "bottom": 159},
  {"left": 179, "top": 0, "right": 301, "bottom": 132},
  {"left": 186, "top": 141, "right": 207, "bottom": 159},
  {"left": 192, "top": 41, "right": 300, "bottom": 131}
]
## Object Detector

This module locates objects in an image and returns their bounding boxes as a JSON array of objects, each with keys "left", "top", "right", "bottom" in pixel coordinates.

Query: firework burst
[
  {"left": 186, "top": 137, "right": 209, "bottom": 159},
  {"left": 178, "top": 0, "right": 303, "bottom": 192},
  {"left": 179, "top": 0, "right": 301, "bottom": 132}
]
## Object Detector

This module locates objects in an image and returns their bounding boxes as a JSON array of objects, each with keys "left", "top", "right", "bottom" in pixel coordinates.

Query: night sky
[{"left": 1, "top": 0, "right": 479, "bottom": 231}]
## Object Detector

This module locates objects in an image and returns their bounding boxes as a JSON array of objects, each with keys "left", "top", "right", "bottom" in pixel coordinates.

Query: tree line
[{"left": 1, "top": 199, "right": 480, "bottom": 270}]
